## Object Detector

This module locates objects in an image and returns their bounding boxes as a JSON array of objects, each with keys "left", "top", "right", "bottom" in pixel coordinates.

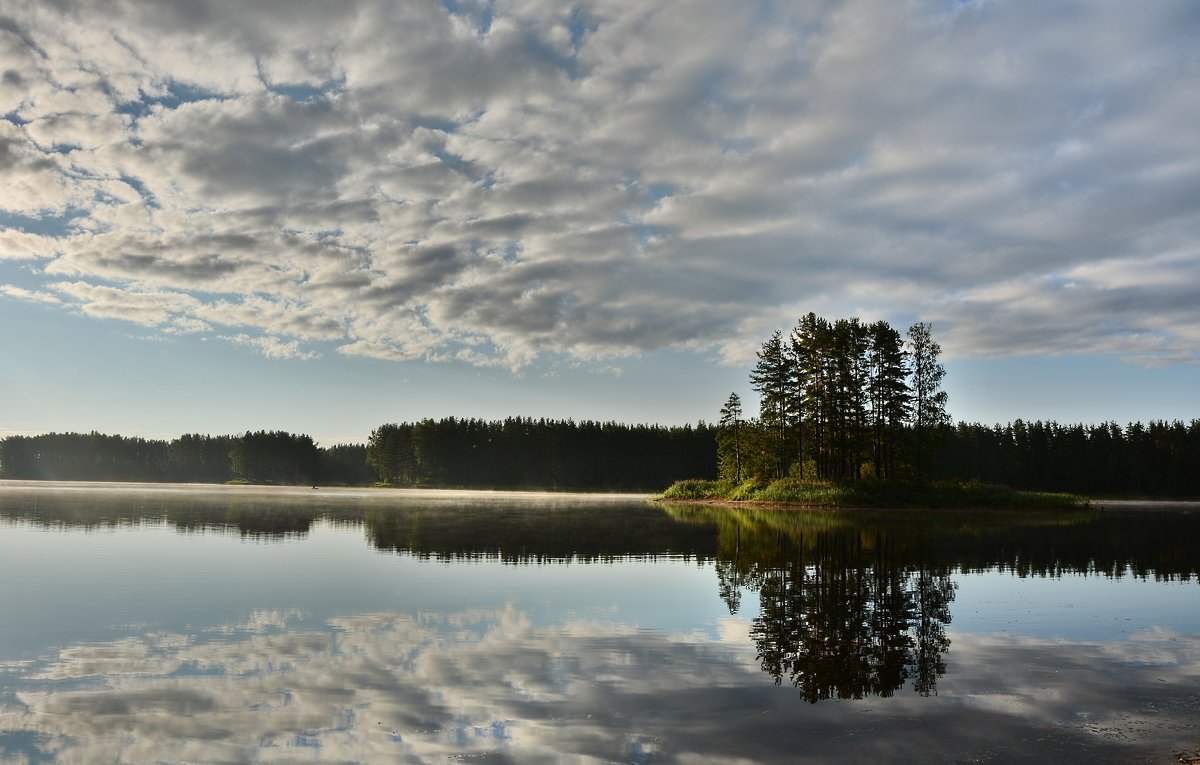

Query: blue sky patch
[
  {"left": 115, "top": 81, "right": 227, "bottom": 119},
  {"left": 0, "top": 208, "right": 84, "bottom": 237}
]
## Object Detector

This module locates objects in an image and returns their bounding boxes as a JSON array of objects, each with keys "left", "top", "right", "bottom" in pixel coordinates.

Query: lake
[{"left": 1, "top": 481, "right": 1197, "bottom": 764}]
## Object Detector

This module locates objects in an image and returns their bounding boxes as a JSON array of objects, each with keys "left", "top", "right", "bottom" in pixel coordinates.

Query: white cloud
[
  {"left": 48, "top": 280, "right": 205, "bottom": 329},
  {"left": 219, "top": 333, "right": 321, "bottom": 361},
  {"left": 0, "top": 0, "right": 1197, "bottom": 368},
  {"left": 0, "top": 283, "right": 61, "bottom": 305}
]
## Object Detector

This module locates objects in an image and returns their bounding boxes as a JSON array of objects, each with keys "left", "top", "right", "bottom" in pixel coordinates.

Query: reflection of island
[
  {"left": 709, "top": 512, "right": 954, "bottom": 700},
  {"left": 668, "top": 503, "right": 1200, "bottom": 702},
  {"left": 751, "top": 551, "right": 953, "bottom": 701}
]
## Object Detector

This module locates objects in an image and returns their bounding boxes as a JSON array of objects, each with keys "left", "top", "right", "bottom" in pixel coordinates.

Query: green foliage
[
  {"left": 659, "top": 476, "right": 1087, "bottom": 509},
  {"left": 867, "top": 320, "right": 910, "bottom": 478},
  {"left": 716, "top": 392, "right": 745, "bottom": 483},
  {"left": 169, "top": 434, "right": 237, "bottom": 483},
  {"left": 658, "top": 477, "right": 774, "bottom": 501},
  {"left": 363, "top": 417, "right": 718, "bottom": 490},
  {"left": 230, "top": 431, "right": 320, "bottom": 485},
  {"left": 0, "top": 431, "right": 171, "bottom": 482},
  {"left": 749, "top": 330, "right": 794, "bottom": 478},
  {"left": 728, "top": 477, "right": 770, "bottom": 500},
  {"left": 0, "top": 430, "right": 357, "bottom": 486},
  {"left": 0, "top": 419, "right": 719, "bottom": 491},
  {"left": 734, "top": 313, "right": 920, "bottom": 485},
  {"left": 320, "top": 443, "right": 372, "bottom": 485},
  {"left": 752, "top": 477, "right": 844, "bottom": 504},
  {"left": 366, "top": 423, "right": 414, "bottom": 485},
  {"left": 933, "top": 419, "right": 1200, "bottom": 498},
  {"left": 907, "top": 321, "right": 949, "bottom": 480},
  {"left": 660, "top": 479, "right": 730, "bottom": 500}
]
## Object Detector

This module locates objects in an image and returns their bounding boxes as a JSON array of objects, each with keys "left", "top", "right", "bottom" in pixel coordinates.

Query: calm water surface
[{"left": 1, "top": 481, "right": 1197, "bottom": 764}]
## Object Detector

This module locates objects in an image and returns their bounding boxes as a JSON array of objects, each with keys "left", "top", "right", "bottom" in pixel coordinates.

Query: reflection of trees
[
  {"left": 669, "top": 501, "right": 1200, "bottom": 702},
  {"left": 362, "top": 502, "right": 716, "bottom": 562},
  {"left": 716, "top": 523, "right": 955, "bottom": 701},
  {"left": 0, "top": 490, "right": 359, "bottom": 541},
  {"left": 911, "top": 571, "right": 953, "bottom": 696},
  {"left": 0, "top": 489, "right": 718, "bottom": 560},
  {"left": 672, "top": 503, "right": 1200, "bottom": 580}
]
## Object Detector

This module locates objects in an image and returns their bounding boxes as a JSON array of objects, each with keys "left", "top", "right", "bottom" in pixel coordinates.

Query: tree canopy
[
  {"left": 724, "top": 314, "right": 941, "bottom": 482},
  {"left": 363, "top": 417, "right": 716, "bottom": 490}
]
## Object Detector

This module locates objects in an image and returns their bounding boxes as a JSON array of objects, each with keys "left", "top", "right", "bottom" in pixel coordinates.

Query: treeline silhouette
[
  {"left": 2, "top": 416, "right": 1196, "bottom": 496},
  {"left": 932, "top": 419, "right": 1200, "bottom": 497},
  {"left": 366, "top": 417, "right": 716, "bottom": 490},
  {"left": 0, "top": 419, "right": 716, "bottom": 490},
  {"left": 0, "top": 431, "right": 370, "bottom": 486}
]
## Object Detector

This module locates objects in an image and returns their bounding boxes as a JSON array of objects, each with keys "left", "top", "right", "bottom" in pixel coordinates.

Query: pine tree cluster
[{"left": 720, "top": 313, "right": 947, "bottom": 483}]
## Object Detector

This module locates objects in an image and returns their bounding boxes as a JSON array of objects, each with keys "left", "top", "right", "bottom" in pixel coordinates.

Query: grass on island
[{"left": 658, "top": 476, "right": 1088, "bottom": 510}]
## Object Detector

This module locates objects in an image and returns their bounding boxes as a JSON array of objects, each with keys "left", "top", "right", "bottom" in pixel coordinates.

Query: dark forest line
[
  {"left": 0, "top": 418, "right": 718, "bottom": 491},
  {"left": 0, "top": 416, "right": 1197, "bottom": 497},
  {"left": 930, "top": 418, "right": 1200, "bottom": 498},
  {"left": 363, "top": 418, "right": 716, "bottom": 490},
  {"left": 0, "top": 431, "right": 371, "bottom": 486}
]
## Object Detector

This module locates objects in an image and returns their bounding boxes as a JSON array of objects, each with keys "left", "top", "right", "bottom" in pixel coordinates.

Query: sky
[{"left": 1, "top": 0, "right": 1198, "bottom": 446}]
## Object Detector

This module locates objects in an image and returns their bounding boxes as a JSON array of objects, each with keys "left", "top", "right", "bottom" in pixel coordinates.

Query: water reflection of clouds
[
  {"left": 3, "top": 607, "right": 749, "bottom": 763},
  {"left": 1, "top": 610, "right": 1198, "bottom": 764},
  {"left": 942, "top": 630, "right": 1200, "bottom": 752},
  {"left": 208, "top": 608, "right": 312, "bottom": 635}
]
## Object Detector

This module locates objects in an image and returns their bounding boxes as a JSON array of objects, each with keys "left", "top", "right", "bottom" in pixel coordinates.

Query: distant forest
[
  {"left": 0, "top": 415, "right": 1197, "bottom": 496},
  {"left": 0, "top": 431, "right": 372, "bottom": 486},
  {"left": 932, "top": 419, "right": 1200, "bottom": 498},
  {"left": 364, "top": 418, "right": 716, "bottom": 490},
  {"left": 0, "top": 419, "right": 718, "bottom": 491}
]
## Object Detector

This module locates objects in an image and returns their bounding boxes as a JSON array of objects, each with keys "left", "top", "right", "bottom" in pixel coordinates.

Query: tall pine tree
[
  {"left": 867, "top": 320, "right": 910, "bottom": 479},
  {"left": 717, "top": 392, "right": 745, "bottom": 482},
  {"left": 907, "top": 322, "right": 949, "bottom": 481},
  {"left": 750, "top": 331, "right": 796, "bottom": 479}
]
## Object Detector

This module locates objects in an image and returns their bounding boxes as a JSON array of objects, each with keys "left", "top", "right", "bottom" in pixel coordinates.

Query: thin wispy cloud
[{"left": 1, "top": 0, "right": 1197, "bottom": 366}]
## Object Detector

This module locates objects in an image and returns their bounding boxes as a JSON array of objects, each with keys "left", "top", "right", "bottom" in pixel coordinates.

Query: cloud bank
[{"left": 1, "top": 0, "right": 1198, "bottom": 367}]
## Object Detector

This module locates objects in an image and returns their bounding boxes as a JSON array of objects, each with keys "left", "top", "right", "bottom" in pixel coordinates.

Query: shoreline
[{"left": 657, "top": 478, "right": 1092, "bottom": 510}]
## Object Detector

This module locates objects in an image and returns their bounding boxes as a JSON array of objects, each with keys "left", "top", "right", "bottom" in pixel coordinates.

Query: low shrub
[
  {"left": 753, "top": 477, "right": 843, "bottom": 504},
  {"left": 658, "top": 476, "right": 1087, "bottom": 509},
  {"left": 659, "top": 479, "right": 729, "bottom": 500},
  {"left": 729, "top": 478, "right": 769, "bottom": 500}
]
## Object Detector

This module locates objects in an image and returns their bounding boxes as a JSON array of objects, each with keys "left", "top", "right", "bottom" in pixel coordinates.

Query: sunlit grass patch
[{"left": 658, "top": 477, "right": 1087, "bottom": 509}]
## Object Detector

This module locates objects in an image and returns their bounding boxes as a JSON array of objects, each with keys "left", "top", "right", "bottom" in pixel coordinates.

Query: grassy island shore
[{"left": 657, "top": 477, "right": 1089, "bottom": 510}]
